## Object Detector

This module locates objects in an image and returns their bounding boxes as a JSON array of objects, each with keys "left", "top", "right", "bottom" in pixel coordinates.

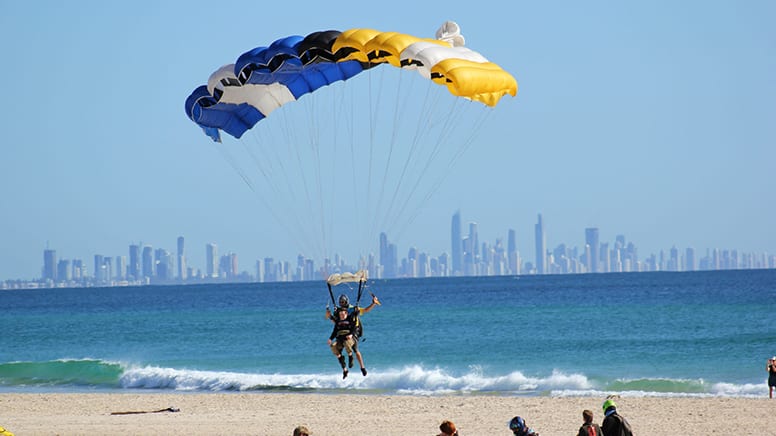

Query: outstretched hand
[{"left": 371, "top": 292, "right": 381, "bottom": 305}]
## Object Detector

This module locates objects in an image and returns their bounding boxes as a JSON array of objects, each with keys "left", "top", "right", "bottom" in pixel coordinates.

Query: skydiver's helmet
[
  {"left": 338, "top": 294, "right": 349, "bottom": 308},
  {"left": 509, "top": 416, "right": 526, "bottom": 433},
  {"left": 602, "top": 399, "right": 617, "bottom": 413}
]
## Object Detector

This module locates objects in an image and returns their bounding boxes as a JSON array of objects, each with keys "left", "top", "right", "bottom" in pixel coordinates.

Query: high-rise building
[
  {"left": 43, "top": 249, "right": 57, "bottom": 281},
  {"left": 177, "top": 236, "right": 187, "bottom": 281},
  {"left": 379, "top": 232, "right": 397, "bottom": 278},
  {"left": 534, "top": 214, "right": 546, "bottom": 274},
  {"left": 507, "top": 229, "right": 519, "bottom": 275},
  {"left": 128, "top": 244, "right": 141, "bottom": 280},
  {"left": 451, "top": 211, "right": 462, "bottom": 276},
  {"left": 305, "top": 258, "right": 315, "bottom": 281},
  {"left": 462, "top": 236, "right": 473, "bottom": 276},
  {"left": 116, "top": 256, "right": 127, "bottom": 280},
  {"left": 227, "top": 253, "right": 238, "bottom": 278},
  {"left": 669, "top": 246, "right": 680, "bottom": 271},
  {"left": 469, "top": 222, "right": 479, "bottom": 268},
  {"left": 585, "top": 227, "right": 600, "bottom": 273},
  {"left": 206, "top": 243, "right": 218, "bottom": 278},
  {"left": 94, "top": 254, "right": 105, "bottom": 283},
  {"left": 263, "top": 257, "right": 275, "bottom": 282},
  {"left": 156, "top": 249, "right": 172, "bottom": 281},
  {"left": 57, "top": 259, "right": 71, "bottom": 282},
  {"left": 142, "top": 246, "right": 154, "bottom": 279},
  {"left": 72, "top": 259, "right": 84, "bottom": 280},
  {"left": 255, "top": 259, "right": 265, "bottom": 282},
  {"left": 685, "top": 247, "right": 696, "bottom": 271}
]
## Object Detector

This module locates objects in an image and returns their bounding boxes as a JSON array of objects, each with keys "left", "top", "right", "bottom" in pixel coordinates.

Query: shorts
[
  {"left": 769, "top": 375, "right": 776, "bottom": 388},
  {"left": 330, "top": 336, "right": 356, "bottom": 356}
]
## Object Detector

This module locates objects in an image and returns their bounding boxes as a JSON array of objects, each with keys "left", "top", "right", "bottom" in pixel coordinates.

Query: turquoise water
[{"left": 2, "top": 269, "right": 774, "bottom": 397}]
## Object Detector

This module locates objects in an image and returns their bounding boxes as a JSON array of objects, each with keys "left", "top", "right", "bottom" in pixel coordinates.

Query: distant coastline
[{"left": 4, "top": 263, "right": 776, "bottom": 291}]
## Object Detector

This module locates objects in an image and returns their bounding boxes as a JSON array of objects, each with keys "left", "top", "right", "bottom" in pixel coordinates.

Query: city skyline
[
  {"left": 2, "top": 2, "right": 774, "bottom": 281},
  {"left": 11, "top": 210, "right": 774, "bottom": 288}
]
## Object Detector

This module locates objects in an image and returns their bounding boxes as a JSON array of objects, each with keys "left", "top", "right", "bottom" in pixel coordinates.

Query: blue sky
[{"left": 1, "top": 1, "right": 774, "bottom": 280}]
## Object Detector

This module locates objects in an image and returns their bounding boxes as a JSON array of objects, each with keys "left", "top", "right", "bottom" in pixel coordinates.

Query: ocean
[{"left": 2, "top": 269, "right": 774, "bottom": 397}]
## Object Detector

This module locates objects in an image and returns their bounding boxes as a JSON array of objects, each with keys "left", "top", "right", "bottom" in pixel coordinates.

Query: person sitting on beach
[
  {"left": 601, "top": 399, "right": 633, "bottom": 436},
  {"left": 436, "top": 419, "right": 458, "bottom": 436},
  {"left": 508, "top": 416, "right": 539, "bottom": 436},
  {"left": 292, "top": 425, "right": 311, "bottom": 436},
  {"left": 328, "top": 307, "right": 367, "bottom": 378},
  {"left": 577, "top": 409, "right": 602, "bottom": 436},
  {"left": 767, "top": 356, "right": 776, "bottom": 398}
]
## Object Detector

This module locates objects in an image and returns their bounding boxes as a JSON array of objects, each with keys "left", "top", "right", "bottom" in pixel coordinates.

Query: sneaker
[
  {"left": 342, "top": 369, "right": 349, "bottom": 379},
  {"left": 348, "top": 354, "right": 354, "bottom": 368},
  {"left": 361, "top": 367, "right": 367, "bottom": 376}
]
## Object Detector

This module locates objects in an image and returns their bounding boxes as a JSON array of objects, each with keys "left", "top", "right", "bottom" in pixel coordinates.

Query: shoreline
[{"left": 1, "top": 393, "right": 773, "bottom": 435}]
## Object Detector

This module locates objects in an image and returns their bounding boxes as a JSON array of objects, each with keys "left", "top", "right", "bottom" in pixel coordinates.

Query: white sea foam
[
  {"left": 119, "top": 364, "right": 595, "bottom": 394},
  {"left": 0, "top": 359, "right": 766, "bottom": 398}
]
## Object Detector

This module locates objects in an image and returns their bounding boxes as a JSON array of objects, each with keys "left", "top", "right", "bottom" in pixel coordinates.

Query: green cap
[{"left": 602, "top": 399, "right": 617, "bottom": 412}]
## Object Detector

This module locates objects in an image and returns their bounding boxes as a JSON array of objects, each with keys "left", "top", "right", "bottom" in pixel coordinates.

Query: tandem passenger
[
  {"left": 325, "top": 292, "right": 380, "bottom": 370},
  {"left": 328, "top": 307, "right": 367, "bottom": 378}
]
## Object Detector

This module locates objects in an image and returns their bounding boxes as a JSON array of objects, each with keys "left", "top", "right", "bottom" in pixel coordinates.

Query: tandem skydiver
[
  {"left": 325, "top": 293, "right": 380, "bottom": 376},
  {"left": 328, "top": 306, "right": 363, "bottom": 378}
]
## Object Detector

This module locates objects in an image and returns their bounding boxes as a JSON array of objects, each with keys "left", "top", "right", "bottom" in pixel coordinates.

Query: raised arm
[{"left": 359, "top": 293, "right": 381, "bottom": 314}]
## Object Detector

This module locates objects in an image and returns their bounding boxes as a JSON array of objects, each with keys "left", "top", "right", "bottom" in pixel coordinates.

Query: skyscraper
[
  {"left": 206, "top": 243, "right": 218, "bottom": 278},
  {"left": 142, "top": 246, "right": 154, "bottom": 279},
  {"left": 585, "top": 227, "right": 600, "bottom": 273},
  {"left": 57, "top": 259, "right": 71, "bottom": 282},
  {"left": 380, "top": 232, "right": 396, "bottom": 278},
  {"left": 507, "top": 229, "right": 519, "bottom": 275},
  {"left": 128, "top": 244, "right": 141, "bottom": 280},
  {"left": 534, "top": 214, "right": 546, "bottom": 274},
  {"left": 116, "top": 256, "right": 127, "bottom": 280},
  {"left": 469, "top": 221, "right": 479, "bottom": 265},
  {"left": 685, "top": 247, "right": 696, "bottom": 271},
  {"left": 156, "top": 249, "right": 172, "bottom": 281},
  {"left": 177, "top": 236, "right": 187, "bottom": 281},
  {"left": 451, "top": 211, "right": 462, "bottom": 276},
  {"left": 94, "top": 254, "right": 105, "bottom": 283},
  {"left": 43, "top": 249, "right": 57, "bottom": 281}
]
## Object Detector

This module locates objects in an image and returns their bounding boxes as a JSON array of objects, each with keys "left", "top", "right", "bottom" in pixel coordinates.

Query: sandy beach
[{"left": 0, "top": 393, "right": 773, "bottom": 435}]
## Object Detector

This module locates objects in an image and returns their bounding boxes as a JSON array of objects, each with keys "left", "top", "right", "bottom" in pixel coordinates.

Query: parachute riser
[
  {"left": 327, "top": 283, "right": 336, "bottom": 308},
  {"left": 356, "top": 280, "right": 364, "bottom": 306}
]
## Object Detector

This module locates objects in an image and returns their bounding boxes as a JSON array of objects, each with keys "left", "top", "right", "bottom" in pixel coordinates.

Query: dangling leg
[
  {"left": 331, "top": 341, "right": 348, "bottom": 378},
  {"left": 352, "top": 342, "right": 367, "bottom": 376}
]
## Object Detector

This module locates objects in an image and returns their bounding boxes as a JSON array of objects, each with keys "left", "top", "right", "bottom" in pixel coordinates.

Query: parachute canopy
[
  {"left": 185, "top": 22, "right": 517, "bottom": 142},
  {"left": 327, "top": 270, "right": 368, "bottom": 287}
]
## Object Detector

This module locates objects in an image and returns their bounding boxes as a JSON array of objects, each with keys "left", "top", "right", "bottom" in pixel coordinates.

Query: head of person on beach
[
  {"left": 293, "top": 425, "right": 311, "bottom": 436},
  {"left": 438, "top": 420, "right": 458, "bottom": 436},
  {"left": 602, "top": 399, "right": 617, "bottom": 414},
  {"left": 509, "top": 416, "right": 528, "bottom": 435},
  {"left": 583, "top": 409, "right": 594, "bottom": 424}
]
